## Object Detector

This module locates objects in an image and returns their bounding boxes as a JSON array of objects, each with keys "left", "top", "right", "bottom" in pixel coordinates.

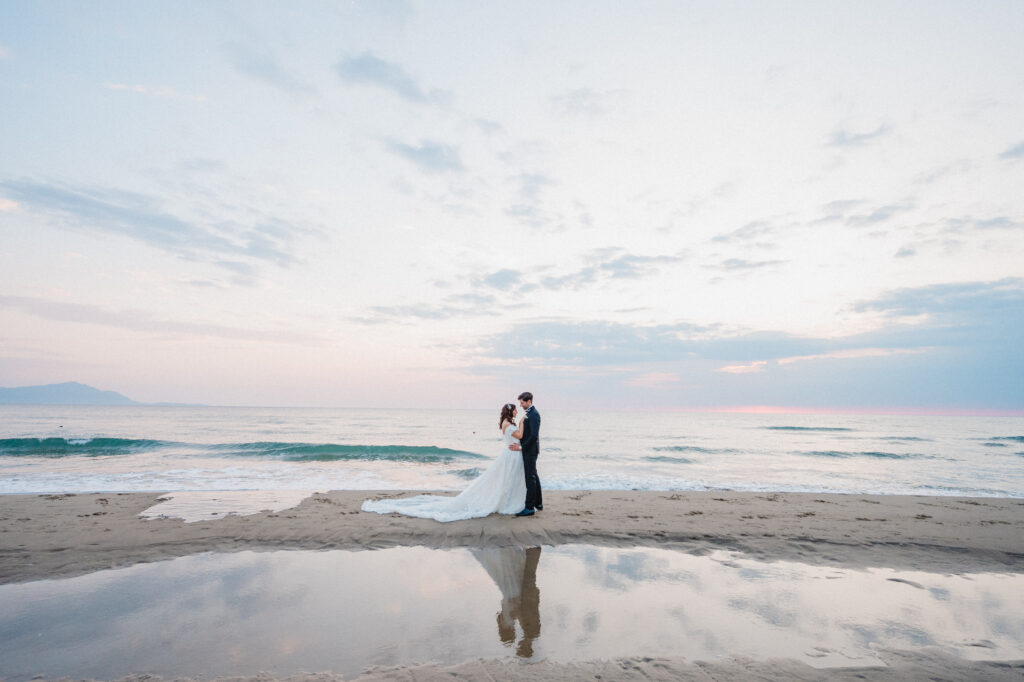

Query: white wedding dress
[{"left": 361, "top": 424, "right": 527, "bottom": 522}]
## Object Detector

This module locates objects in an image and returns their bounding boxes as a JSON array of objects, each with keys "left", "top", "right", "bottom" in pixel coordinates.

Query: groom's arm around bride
[{"left": 510, "top": 392, "right": 542, "bottom": 513}]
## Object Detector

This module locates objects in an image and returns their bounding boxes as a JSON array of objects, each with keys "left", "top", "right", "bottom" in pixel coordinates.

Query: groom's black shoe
[
  {"left": 535, "top": 505, "right": 542, "bottom": 511},
  {"left": 515, "top": 508, "right": 535, "bottom": 517}
]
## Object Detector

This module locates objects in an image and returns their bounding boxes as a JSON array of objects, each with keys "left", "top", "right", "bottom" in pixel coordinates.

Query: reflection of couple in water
[{"left": 471, "top": 546, "right": 541, "bottom": 658}]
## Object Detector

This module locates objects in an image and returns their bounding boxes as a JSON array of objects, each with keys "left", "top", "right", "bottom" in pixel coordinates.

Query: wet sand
[
  {"left": 3, "top": 490, "right": 1023, "bottom": 681},
  {"left": 2, "top": 490, "right": 1022, "bottom": 583},
  {"left": 74, "top": 650, "right": 1024, "bottom": 682}
]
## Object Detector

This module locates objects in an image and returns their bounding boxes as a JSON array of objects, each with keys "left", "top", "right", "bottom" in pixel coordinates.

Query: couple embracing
[{"left": 362, "top": 392, "right": 542, "bottom": 522}]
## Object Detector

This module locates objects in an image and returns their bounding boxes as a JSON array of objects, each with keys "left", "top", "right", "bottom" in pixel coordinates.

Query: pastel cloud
[
  {"left": 998, "top": 140, "right": 1024, "bottom": 160},
  {"left": 461, "top": 248, "right": 686, "bottom": 298},
  {"left": 777, "top": 347, "right": 929, "bottom": 366},
  {"left": 716, "top": 361, "right": 768, "bottom": 374},
  {"left": 473, "top": 278, "right": 1023, "bottom": 407},
  {"left": 336, "top": 52, "right": 447, "bottom": 104},
  {"left": 225, "top": 43, "right": 316, "bottom": 97},
  {"left": 709, "top": 258, "right": 786, "bottom": 272},
  {"left": 827, "top": 123, "right": 892, "bottom": 148},
  {"left": 0, "top": 179, "right": 309, "bottom": 278},
  {"left": 624, "top": 372, "right": 680, "bottom": 388},
  {"left": 0, "top": 295, "right": 323, "bottom": 345},
  {"left": 551, "top": 88, "right": 625, "bottom": 116},
  {"left": 384, "top": 139, "right": 464, "bottom": 173}
]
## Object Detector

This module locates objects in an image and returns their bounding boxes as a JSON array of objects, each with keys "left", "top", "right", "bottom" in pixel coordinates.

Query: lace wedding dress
[{"left": 361, "top": 424, "right": 527, "bottom": 522}]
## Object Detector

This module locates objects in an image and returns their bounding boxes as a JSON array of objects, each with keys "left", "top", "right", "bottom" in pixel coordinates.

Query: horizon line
[{"left": 5, "top": 402, "right": 1020, "bottom": 417}]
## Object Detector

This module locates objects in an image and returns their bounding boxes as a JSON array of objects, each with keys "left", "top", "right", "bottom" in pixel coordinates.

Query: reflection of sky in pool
[{"left": 1, "top": 545, "right": 1022, "bottom": 680}]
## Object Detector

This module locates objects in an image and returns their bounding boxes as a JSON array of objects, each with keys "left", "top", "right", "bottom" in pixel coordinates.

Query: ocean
[{"left": 1, "top": 405, "right": 1022, "bottom": 501}]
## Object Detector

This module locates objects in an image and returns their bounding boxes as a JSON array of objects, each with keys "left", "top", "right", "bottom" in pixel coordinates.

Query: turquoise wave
[
  {"left": 645, "top": 455, "right": 696, "bottom": 464},
  {"left": 652, "top": 445, "right": 738, "bottom": 454},
  {"left": 0, "top": 437, "right": 171, "bottom": 457},
  {"left": 0, "top": 437, "right": 484, "bottom": 462},
  {"left": 802, "top": 450, "right": 930, "bottom": 460},
  {"left": 215, "top": 442, "right": 485, "bottom": 462}
]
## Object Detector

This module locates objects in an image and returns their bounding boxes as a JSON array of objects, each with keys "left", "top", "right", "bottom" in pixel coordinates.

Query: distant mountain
[{"left": 0, "top": 382, "right": 140, "bottom": 405}]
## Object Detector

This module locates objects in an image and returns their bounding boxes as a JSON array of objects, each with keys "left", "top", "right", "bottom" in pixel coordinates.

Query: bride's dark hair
[{"left": 499, "top": 403, "right": 516, "bottom": 428}]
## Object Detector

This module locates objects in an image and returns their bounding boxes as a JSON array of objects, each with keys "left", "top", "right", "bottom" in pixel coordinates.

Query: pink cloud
[{"left": 715, "top": 360, "right": 767, "bottom": 374}]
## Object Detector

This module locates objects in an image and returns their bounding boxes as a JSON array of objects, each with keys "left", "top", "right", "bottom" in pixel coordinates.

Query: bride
[{"left": 361, "top": 404, "right": 527, "bottom": 522}]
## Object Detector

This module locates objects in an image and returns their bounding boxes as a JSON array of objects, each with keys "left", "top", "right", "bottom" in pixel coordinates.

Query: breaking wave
[
  {"left": 0, "top": 437, "right": 170, "bottom": 457},
  {"left": 0, "top": 437, "right": 484, "bottom": 462}
]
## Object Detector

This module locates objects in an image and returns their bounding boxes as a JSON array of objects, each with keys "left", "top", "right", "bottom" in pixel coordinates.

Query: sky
[{"left": 1, "top": 0, "right": 1022, "bottom": 412}]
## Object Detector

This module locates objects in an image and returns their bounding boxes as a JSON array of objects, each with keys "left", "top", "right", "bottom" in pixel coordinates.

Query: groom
[{"left": 509, "top": 391, "right": 542, "bottom": 517}]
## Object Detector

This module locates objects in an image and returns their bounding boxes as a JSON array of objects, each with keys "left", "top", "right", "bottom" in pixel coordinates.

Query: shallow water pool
[{"left": 1, "top": 545, "right": 1022, "bottom": 680}]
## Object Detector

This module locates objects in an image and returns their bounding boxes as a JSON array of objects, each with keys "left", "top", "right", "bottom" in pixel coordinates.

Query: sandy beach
[
  {"left": 3, "top": 490, "right": 1023, "bottom": 681},
  {"left": 2, "top": 490, "right": 1022, "bottom": 583}
]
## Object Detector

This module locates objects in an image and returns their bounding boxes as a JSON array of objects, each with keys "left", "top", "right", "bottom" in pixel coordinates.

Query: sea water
[
  {"left": 1, "top": 545, "right": 1022, "bottom": 680},
  {"left": 1, "top": 405, "right": 1022, "bottom": 499}
]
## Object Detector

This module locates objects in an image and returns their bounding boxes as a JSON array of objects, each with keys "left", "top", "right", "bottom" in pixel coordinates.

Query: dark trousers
[{"left": 523, "top": 450, "right": 542, "bottom": 510}]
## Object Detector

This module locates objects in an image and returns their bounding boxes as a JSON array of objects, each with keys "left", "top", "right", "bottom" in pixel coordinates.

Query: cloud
[
  {"left": 0, "top": 179, "right": 309, "bottom": 278},
  {"left": 482, "top": 319, "right": 713, "bottom": 365},
  {"left": 709, "top": 258, "right": 786, "bottom": 271},
  {"left": 943, "top": 216, "right": 1024, "bottom": 233},
  {"left": 827, "top": 123, "right": 892, "bottom": 147},
  {"left": 512, "top": 173, "right": 554, "bottom": 201},
  {"left": 712, "top": 220, "right": 775, "bottom": 243},
  {"left": 336, "top": 52, "right": 447, "bottom": 104},
  {"left": 481, "top": 278, "right": 1023, "bottom": 368},
  {"left": 624, "top": 372, "right": 680, "bottom": 388},
  {"left": 551, "top": 88, "right": 624, "bottom": 116},
  {"left": 852, "top": 277, "right": 1024, "bottom": 322},
  {"left": 0, "top": 198, "right": 18, "bottom": 211},
  {"left": 777, "top": 347, "right": 928, "bottom": 366},
  {"left": 716, "top": 361, "right": 767, "bottom": 374},
  {"left": 102, "top": 82, "right": 207, "bottom": 102},
  {"left": 456, "top": 246, "right": 688, "bottom": 296},
  {"left": 384, "top": 139, "right": 464, "bottom": 173},
  {"left": 471, "top": 279, "right": 1024, "bottom": 408},
  {"left": 226, "top": 44, "right": 316, "bottom": 97},
  {"left": 474, "top": 119, "right": 503, "bottom": 135},
  {"left": 0, "top": 295, "right": 323, "bottom": 345},
  {"left": 998, "top": 140, "right": 1024, "bottom": 160},
  {"left": 534, "top": 248, "right": 686, "bottom": 291},
  {"left": 815, "top": 199, "right": 866, "bottom": 223},
  {"left": 814, "top": 199, "right": 914, "bottom": 227},
  {"left": 363, "top": 300, "right": 496, "bottom": 323},
  {"left": 504, "top": 173, "right": 557, "bottom": 229},
  {"left": 357, "top": 289, "right": 520, "bottom": 323},
  {"left": 914, "top": 159, "right": 975, "bottom": 184},
  {"left": 0, "top": 46, "right": 8, "bottom": 59},
  {"left": 595, "top": 251, "right": 684, "bottom": 279},
  {"left": 474, "top": 269, "right": 523, "bottom": 289},
  {"left": 846, "top": 202, "right": 915, "bottom": 226},
  {"left": 538, "top": 268, "right": 599, "bottom": 291}
]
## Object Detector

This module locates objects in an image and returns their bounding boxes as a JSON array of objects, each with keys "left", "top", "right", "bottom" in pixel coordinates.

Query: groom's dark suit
[{"left": 520, "top": 405, "right": 542, "bottom": 511}]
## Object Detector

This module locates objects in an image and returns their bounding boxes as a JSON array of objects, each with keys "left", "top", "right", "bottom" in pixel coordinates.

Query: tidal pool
[{"left": 1, "top": 545, "right": 1022, "bottom": 680}]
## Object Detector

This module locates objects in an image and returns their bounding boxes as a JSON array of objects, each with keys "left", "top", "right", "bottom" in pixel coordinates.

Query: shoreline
[
  {"left": 22, "top": 651, "right": 1019, "bottom": 682},
  {"left": 2, "top": 490, "right": 1022, "bottom": 583}
]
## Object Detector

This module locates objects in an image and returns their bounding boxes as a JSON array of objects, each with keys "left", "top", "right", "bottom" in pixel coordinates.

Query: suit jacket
[{"left": 520, "top": 406, "right": 540, "bottom": 456}]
